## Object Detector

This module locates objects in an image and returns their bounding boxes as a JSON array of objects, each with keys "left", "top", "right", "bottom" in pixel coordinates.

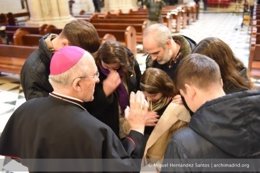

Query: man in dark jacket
[
  {"left": 162, "top": 53, "right": 260, "bottom": 172},
  {"left": 20, "top": 19, "right": 100, "bottom": 100},
  {"left": 143, "top": 23, "right": 196, "bottom": 83}
]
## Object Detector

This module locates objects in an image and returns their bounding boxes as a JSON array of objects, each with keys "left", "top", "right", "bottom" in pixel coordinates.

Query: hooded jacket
[
  {"left": 20, "top": 34, "right": 56, "bottom": 100},
  {"left": 162, "top": 90, "right": 260, "bottom": 172}
]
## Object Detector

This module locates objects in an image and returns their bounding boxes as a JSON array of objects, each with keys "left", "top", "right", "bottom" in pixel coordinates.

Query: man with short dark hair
[
  {"left": 162, "top": 53, "right": 260, "bottom": 172},
  {"left": 21, "top": 20, "right": 100, "bottom": 100}
]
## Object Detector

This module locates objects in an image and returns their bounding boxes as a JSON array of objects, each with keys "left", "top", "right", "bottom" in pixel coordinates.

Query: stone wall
[{"left": 0, "top": 0, "right": 27, "bottom": 13}]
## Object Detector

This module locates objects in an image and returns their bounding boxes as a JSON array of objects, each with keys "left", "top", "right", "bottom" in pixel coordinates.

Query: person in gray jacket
[{"left": 162, "top": 53, "right": 260, "bottom": 172}]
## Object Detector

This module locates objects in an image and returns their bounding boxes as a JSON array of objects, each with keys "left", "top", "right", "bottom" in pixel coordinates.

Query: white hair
[{"left": 143, "top": 23, "right": 172, "bottom": 48}]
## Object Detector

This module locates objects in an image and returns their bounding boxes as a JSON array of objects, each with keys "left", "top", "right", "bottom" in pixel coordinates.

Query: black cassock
[{"left": 0, "top": 94, "right": 145, "bottom": 172}]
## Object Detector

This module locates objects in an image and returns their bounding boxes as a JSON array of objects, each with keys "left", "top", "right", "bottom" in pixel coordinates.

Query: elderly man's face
[
  {"left": 143, "top": 37, "right": 172, "bottom": 65},
  {"left": 80, "top": 57, "right": 100, "bottom": 102}
]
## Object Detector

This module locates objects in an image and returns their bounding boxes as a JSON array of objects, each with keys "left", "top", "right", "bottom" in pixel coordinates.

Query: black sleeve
[
  {"left": 85, "top": 82, "right": 115, "bottom": 113},
  {"left": 134, "top": 59, "right": 142, "bottom": 90},
  {"left": 121, "top": 130, "right": 145, "bottom": 159},
  {"left": 161, "top": 133, "right": 192, "bottom": 173},
  {"left": 121, "top": 130, "right": 146, "bottom": 170},
  {"left": 20, "top": 48, "right": 53, "bottom": 100},
  {"left": 100, "top": 128, "right": 145, "bottom": 172},
  {"left": 20, "top": 62, "right": 52, "bottom": 100}
]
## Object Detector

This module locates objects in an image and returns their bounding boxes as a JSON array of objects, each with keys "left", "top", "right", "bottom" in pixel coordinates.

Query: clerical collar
[{"left": 49, "top": 92, "right": 86, "bottom": 111}]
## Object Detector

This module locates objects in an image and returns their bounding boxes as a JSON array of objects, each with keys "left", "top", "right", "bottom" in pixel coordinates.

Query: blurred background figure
[
  {"left": 248, "top": 0, "right": 255, "bottom": 18},
  {"left": 137, "top": 0, "right": 145, "bottom": 7},
  {"left": 93, "top": 0, "right": 101, "bottom": 12},
  {"left": 203, "top": 0, "right": 207, "bottom": 10},
  {"left": 143, "top": 0, "right": 165, "bottom": 27},
  {"left": 68, "top": 0, "right": 75, "bottom": 15},
  {"left": 73, "top": 0, "right": 95, "bottom": 15}
]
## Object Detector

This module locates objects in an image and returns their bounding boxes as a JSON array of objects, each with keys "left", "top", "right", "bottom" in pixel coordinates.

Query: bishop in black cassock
[{"left": 0, "top": 46, "right": 153, "bottom": 172}]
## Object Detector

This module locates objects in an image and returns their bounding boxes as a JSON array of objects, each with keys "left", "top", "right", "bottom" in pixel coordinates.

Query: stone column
[
  {"left": 103, "top": 0, "right": 138, "bottom": 13},
  {"left": 26, "top": 0, "right": 74, "bottom": 28}
]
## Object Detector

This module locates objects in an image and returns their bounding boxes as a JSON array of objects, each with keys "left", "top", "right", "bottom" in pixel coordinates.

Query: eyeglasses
[
  {"left": 86, "top": 71, "right": 99, "bottom": 79},
  {"left": 72, "top": 71, "right": 99, "bottom": 83},
  {"left": 80, "top": 71, "right": 99, "bottom": 80}
]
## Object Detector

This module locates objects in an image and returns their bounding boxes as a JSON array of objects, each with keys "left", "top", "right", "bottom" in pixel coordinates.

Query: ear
[
  {"left": 184, "top": 83, "right": 196, "bottom": 100},
  {"left": 61, "top": 38, "right": 70, "bottom": 47},
  {"left": 220, "top": 78, "right": 223, "bottom": 87},
  {"left": 72, "top": 77, "right": 82, "bottom": 92},
  {"left": 166, "top": 38, "right": 171, "bottom": 48}
]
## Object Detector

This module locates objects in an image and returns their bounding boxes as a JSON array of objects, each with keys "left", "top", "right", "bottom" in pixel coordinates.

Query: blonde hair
[{"left": 140, "top": 68, "right": 177, "bottom": 97}]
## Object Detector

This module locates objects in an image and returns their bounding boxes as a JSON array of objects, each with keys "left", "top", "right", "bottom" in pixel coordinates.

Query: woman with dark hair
[
  {"left": 192, "top": 37, "right": 253, "bottom": 94},
  {"left": 85, "top": 41, "right": 141, "bottom": 137},
  {"left": 139, "top": 68, "right": 190, "bottom": 172}
]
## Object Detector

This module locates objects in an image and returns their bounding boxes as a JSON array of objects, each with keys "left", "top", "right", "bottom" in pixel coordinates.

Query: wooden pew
[
  {"left": 13, "top": 12, "right": 30, "bottom": 18},
  {"left": 0, "top": 12, "right": 29, "bottom": 26},
  {"left": 11, "top": 12, "right": 30, "bottom": 25},
  {"left": 11, "top": 27, "right": 137, "bottom": 54},
  {"left": 109, "top": 7, "right": 181, "bottom": 32},
  {"left": 128, "top": 5, "right": 189, "bottom": 25},
  {"left": 0, "top": 44, "right": 36, "bottom": 74},
  {"left": 5, "top": 25, "right": 60, "bottom": 44},
  {"left": 6, "top": 25, "right": 40, "bottom": 43},
  {"left": 95, "top": 26, "right": 137, "bottom": 54},
  {"left": 92, "top": 23, "right": 143, "bottom": 43},
  {"left": 7, "top": 24, "right": 137, "bottom": 54},
  {"left": 90, "top": 17, "right": 146, "bottom": 24},
  {"left": 249, "top": 44, "right": 260, "bottom": 78},
  {"left": 12, "top": 28, "right": 41, "bottom": 46},
  {"left": 91, "top": 13, "right": 176, "bottom": 32},
  {"left": 249, "top": 8, "right": 260, "bottom": 47}
]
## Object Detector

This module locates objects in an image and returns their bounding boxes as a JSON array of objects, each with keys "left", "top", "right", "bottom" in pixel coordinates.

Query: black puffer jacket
[
  {"left": 20, "top": 34, "right": 55, "bottom": 100},
  {"left": 162, "top": 90, "right": 260, "bottom": 172}
]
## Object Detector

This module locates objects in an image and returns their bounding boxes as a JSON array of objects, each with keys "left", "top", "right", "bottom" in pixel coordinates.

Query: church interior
[{"left": 0, "top": 0, "right": 260, "bottom": 172}]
